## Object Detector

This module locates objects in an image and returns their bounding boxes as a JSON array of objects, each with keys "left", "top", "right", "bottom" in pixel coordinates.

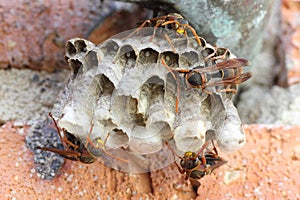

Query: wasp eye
[
  {"left": 177, "top": 18, "right": 188, "bottom": 25},
  {"left": 187, "top": 73, "right": 202, "bottom": 87},
  {"left": 80, "top": 154, "right": 95, "bottom": 164}
]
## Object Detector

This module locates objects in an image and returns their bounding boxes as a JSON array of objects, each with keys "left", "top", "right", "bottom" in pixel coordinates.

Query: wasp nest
[{"left": 52, "top": 28, "right": 247, "bottom": 172}]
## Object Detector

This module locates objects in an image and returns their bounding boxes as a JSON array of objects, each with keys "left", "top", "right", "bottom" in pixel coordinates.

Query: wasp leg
[
  {"left": 148, "top": 20, "right": 165, "bottom": 42},
  {"left": 48, "top": 113, "right": 79, "bottom": 151},
  {"left": 189, "top": 177, "right": 201, "bottom": 193},
  {"left": 161, "top": 21, "right": 202, "bottom": 47},
  {"left": 211, "top": 140, "right": 218, "bottom": 155},
  {"left": 182, "top": 24, "right": 202, "bottom": 47},
  {"left": 160, "top": 58, "right": 181, "bottom": 113},
  {"left": 83, "top": 125, "right": 129, "bottom": 163},
  {"left": 201, "top": 88, "right": 213, "bottom": 95},
  {"left": 216, "top": 86, "right": 237, "bottom": 94},
  {"left": 39, "top": 146, "right": 81, "bottom": 162},
  {"left": 63, "top": 136, "right": 79, "bottom": 149},
  {"left": 212, "top": 48, "right": 229, "bottom": 61},
  {"left": 48, "top": 112, "right": 65, "bottom": 146},
  {"left": 124, "top": 19, "right": 152, "bottom": 39},
  {"left": 91, "top": 132, "right": 129, "bottom": 163},
  {"left": 173, "top": 176, "right": 200, "bottom": 195},
  {"left": 203, "top": 47, "right": 217, "bottom": 62},
  {"left": 164, "top": 33, "right": 177, "bottom": 53},
  {"left": 84, "top": 124, "right": 96, "bottom": 148}
]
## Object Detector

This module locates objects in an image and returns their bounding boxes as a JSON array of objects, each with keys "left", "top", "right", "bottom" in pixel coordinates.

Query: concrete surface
[
  {"left": 0, "top": 68, "right": 67, "bottom": 123},
  {"left": 237, "top": 84, "right": 300, "bottom": 125},
  {"left": 117, "top": 0, "right": 277, "bottom": 60},
  {"left": 236, "top": 0, "right": 300, "bottom": 125}
]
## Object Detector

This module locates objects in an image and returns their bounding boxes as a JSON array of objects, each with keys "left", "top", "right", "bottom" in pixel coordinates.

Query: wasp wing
[
  {"left": 192, "top": 58, "right": 250, "bottom": 73},
  {"left": 204, "top": 72, "right": 252, "bottom": 88}
]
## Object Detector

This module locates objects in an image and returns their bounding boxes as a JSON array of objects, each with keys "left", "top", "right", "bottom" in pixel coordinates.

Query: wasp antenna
[
  {"left": 210, "top": 140, "right": 219, "bottom": 155},
  {"left": 195, "top": 140, "right": 211, "bottom": 158},
  {"left": 84, "top": 123, "right": 95, "bottom": 148},
  {"left": 165, "top": 141, "right": 183, "bottom": 159},
  {"left": 183, "top": 24, "right": 201, "bottom": 46},
  {"left": 48, "top": 112, "right": 64, "bottom": 146}
]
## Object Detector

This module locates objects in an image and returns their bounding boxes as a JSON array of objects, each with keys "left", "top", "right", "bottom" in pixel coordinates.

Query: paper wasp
[
  {"left": 126, "top": 13, "right": 203, "bottom": 47},
  {"left": 161, "top": 58, "right": 252, "bottom": 112},
  {"left": 39, "top": 112, "right": 128, "bottom": 164},
  {"left": 165, "top": 140, "right": 227, "bottom": 192},
  {"left": 38, "top": 112, "right": 95, "bottom": 164},
  {"left": 84, "top": 127, "right": 129, "bottom": 163}
]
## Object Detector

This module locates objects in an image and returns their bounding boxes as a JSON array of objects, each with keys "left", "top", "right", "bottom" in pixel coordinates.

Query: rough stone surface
[
  {"left": 236, "top": 1, "right": 300, "bottom": 125},
  {"left": 1, "top": 123, "right": 299, "bottom": 199},
  {"left": 117, "top": 0, "right": 276, "bottom": 60},
  {"left": 237, "top": 84, "right": 300, "bottom": 125},
  {"left": 0, "top": 2, "right": 146, "bottom": 124},
  {"left": 0, "top": 68, "right": 67, "bottom": 123}
]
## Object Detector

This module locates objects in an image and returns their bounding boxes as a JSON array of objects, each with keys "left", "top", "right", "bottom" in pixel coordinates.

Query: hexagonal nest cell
[{"left": 51, "top": 27, "right": 249, "bottom": 173}]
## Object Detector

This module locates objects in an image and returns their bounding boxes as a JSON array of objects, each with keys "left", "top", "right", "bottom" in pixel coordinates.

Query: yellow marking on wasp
[{"left": 177, "top": 29, "right": 185, "bottom": 34}]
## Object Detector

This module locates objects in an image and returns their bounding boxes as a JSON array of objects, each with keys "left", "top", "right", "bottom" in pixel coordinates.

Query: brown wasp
[
  {"left": 38, "top": 112, "right": 95, "bottom": 164},
  {"left": 161, "top": 58, "right": 252, "bottom": 112},
  {"left": 84, "top": 127, "right": 129, "bottom": 163},
  {"left": 126, "top": 13, "right": 203, "bottom": 47},
  {"left": 39, "top": 112, "right": 128, "bottom": 164},
  {"left": 165, "top": 140, "right": 227, "bottom": 192}
]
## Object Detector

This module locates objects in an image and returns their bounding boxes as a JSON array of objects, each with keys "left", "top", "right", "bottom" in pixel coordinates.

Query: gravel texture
[{"left": 25, "top": 119, "right": 65, "bottom": 180}]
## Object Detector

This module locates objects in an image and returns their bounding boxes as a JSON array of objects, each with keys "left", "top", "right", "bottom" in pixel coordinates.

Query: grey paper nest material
[{"left": 52, "top": 28, "right": 247, "bottom": 172}]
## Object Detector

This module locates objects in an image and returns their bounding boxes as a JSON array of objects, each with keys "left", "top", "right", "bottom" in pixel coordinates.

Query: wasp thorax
[
  {"left": 187, "top": 72, "right": 203, "bottom": 87},
  {"left": 180, "top": 151, "right": 199, "bottom": 169}
]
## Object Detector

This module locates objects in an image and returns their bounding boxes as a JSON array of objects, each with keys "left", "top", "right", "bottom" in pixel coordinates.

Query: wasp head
[{"left": 180, "top": 151, "right": 200, "bottom": 170}]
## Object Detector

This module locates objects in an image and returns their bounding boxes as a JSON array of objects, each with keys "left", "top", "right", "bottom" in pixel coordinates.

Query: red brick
[
  {"left": 281, "top": 0, "right": 300, "bottom": 85},
  {"left": 1, "top": 123, "right": 299, "bottom": 199},
  {"left": 0, "top": 0, "right": 102, "bottom": 71}
]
